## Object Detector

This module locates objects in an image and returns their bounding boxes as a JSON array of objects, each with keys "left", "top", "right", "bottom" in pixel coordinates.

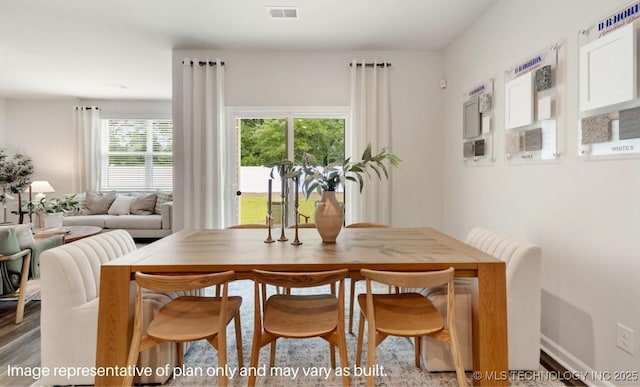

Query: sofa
[
  {"left": 40, "top": 229, "right": 194, "bottom": 385},
  {"left": 60, "top": 191, "right": 173, "bottom": 238},
  {"left": 420, "top": 227, "right": 542, "bottom": 371}
]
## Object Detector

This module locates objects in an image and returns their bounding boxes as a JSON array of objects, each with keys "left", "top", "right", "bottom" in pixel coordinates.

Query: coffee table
[
  {"left": 34, "top": 225, "right": 103, "bottom": 243},
  {"left": 63, "top": 226, "right": 103, "bottom": 243}
]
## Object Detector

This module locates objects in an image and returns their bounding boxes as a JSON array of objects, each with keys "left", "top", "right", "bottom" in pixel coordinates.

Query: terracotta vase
[{"left": 314, "top": 191, "right": 344, "bottom": 243}]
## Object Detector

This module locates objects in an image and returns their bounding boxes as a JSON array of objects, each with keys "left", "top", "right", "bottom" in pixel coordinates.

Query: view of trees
[{"left": 240, "top": 118, "right": 345, "bottom": 166}]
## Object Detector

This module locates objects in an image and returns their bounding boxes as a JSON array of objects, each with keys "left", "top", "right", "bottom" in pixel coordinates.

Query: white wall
[
  {"left": 5, "top": 99, "right": 78, "bottom": 199},
  {"left": 442, "top": 0, "right": 639, "bottom": 380},
  {"left": 172, "top": 50, "right": 444, "bottom": 230},
  {"left": 0, "top": 98, "right": 5, "bottom": 144},
  {"left": 2, "top": 98, "right": 170, "bottom": 222}
]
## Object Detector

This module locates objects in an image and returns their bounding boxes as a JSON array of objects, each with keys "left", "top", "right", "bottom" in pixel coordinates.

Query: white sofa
[
  {"left": 61, "top": 192, "right": 173, "bottom": 239},
  {"left": 421, "top": 227, "right": 542, "bottom": 371},
  {"left": 40, "top": 230, "right": 185, "bottom": 385}
]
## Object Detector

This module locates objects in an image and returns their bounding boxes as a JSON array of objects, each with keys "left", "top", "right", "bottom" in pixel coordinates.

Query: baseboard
[{"left": 541, "top": 334, "right": 614, "bottom": 387}]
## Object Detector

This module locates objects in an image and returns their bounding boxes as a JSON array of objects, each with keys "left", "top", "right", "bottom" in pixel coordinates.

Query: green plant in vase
[
  {"left": 28, "top": 195, "right": 79, "bottom": 229},
  {"left": 288, "top": 144, "right": 400, "bottom": 243}
]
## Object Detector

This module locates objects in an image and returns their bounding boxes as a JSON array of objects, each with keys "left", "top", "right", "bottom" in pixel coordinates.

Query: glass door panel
[
  {"left": 293, "top": 118, "right": 345, "bottom": 223},
  {"left": 237, "top": 118, "right": 286, "bottom": 225},
  {"left": 235, "top": 114, "right": 345, "bottom": 226}
]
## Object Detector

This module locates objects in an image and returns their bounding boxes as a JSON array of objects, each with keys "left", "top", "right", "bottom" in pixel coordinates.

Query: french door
[{"left": 231, "top": 108, "right": 348, "bottom": 227}]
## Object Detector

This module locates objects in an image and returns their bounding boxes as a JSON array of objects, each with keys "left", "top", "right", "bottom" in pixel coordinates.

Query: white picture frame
[
  {"left": 579, "top": 23, "right": 636, "bottom": 112},
  {"left": 463, "top": 97, "right": 481, "bottom": 139},
  {"left": 504, "top": 71, "right": 533, "bottom": 130}
]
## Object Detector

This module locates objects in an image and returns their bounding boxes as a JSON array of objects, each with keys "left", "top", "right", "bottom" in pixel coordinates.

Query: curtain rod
[
  {"left": 349, "top": 62, "right": 392, "bottom": 67},
  {"left": 75, "top": 106, "right": 100, "bottom": 110},
  {"left": 182, "top": 60, "right": 225, "bottom": 66}
]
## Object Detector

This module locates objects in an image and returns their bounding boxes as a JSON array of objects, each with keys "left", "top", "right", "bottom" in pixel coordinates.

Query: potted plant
[
  {"left": 0, "top": 149, "right": 34, "bottom": 224},
  {"left": 286, "top": 144, "right": 400, "bottom": 242},
  {"left": 28, "top": 195, "right": 80, "bottom": 229}
]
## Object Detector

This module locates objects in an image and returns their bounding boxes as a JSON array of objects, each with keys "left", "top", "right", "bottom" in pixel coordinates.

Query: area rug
[{"left": 164, "top": 280, "right": 562, "bottom": 387}]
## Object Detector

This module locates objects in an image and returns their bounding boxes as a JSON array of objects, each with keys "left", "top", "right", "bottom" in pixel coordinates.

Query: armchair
[{"left": 0, "top": 225, "right": 63, "bottom": 295}]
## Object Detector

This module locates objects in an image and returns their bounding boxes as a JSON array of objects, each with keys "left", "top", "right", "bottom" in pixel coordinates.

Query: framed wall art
[
  {"left": 504, "top": 43, "right": 561, "bottom": 164},
  {"left": 578, "top": 1, "right": 640, "bottom": 160},
  {"left": 462, "top": 78, "right": 495, "bottom": 166}
]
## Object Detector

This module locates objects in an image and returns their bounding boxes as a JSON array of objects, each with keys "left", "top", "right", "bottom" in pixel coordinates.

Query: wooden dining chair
[
  {"left": 356, "top": 267, "right": 466, "bottom": 387},
  {"left": 344, "top": 222, "right": 390, "bottom": 334},
  {"left": 249, "top": 269, "right": 350, "bottom": 387},
  {"left": 123, "top": 271, "right": 243, "bottom": 387}
]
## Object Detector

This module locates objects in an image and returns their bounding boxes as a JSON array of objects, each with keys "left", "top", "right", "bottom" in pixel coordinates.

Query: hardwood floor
[{"left": 0, "top": 299, "right": 41, "bottom": 386}]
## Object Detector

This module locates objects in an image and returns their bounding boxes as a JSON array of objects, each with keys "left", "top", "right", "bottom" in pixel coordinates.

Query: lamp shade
[{"left": 30, "top": 181, "right": 55, "bottom": 193}]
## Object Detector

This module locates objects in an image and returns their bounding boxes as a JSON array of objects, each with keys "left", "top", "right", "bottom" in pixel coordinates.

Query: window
[{"left": 100, "top": 119, "right": 172, "bottom": 191}]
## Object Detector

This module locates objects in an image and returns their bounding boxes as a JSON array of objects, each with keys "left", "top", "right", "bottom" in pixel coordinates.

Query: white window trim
[
  {"left": 100, "top": 118, "right": 173, "bottom": 192},
  {"left": 226, "top": 106, "right": 351, "bottom": 223}
]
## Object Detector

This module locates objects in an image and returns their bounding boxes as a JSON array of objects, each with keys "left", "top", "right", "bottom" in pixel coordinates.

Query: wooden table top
[{"left": 105, "top": 227, "right": 502, "bottom": 275}]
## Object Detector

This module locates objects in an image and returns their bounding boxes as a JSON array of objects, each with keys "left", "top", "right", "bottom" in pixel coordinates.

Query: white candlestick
[
  {"left": 268, "top": 179, "right": 272, "bottom": 213},
  {"left": 294, "top": 176, "right": 299, "bottom": 207}
]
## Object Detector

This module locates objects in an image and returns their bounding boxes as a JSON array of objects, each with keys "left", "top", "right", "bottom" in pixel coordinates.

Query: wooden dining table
[{"left": 95, "top": 227, "right": 508, "bottom": 386}]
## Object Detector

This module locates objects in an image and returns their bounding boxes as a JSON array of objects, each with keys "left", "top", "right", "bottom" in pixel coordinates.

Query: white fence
[{"left": 240, "top": 166, "right": 284, "bottom": 193}]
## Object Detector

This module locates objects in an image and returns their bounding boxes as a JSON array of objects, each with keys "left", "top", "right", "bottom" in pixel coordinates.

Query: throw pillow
[
  {"left": 13, "top": 225, "right": 34, "bottom": 250},
  {"left": 108, "top": 195, "right": 135, "bottom": 215},
  {"left": 72, "top": 192, "right": 89, "bottom": 215},
  {"left": 86, "top": 191, "right": 117, "bottom": 215},
  {"left": 130, "top": 193, "right": 157, "bottom": 215},
  {"left": 0, "top": 228, "right": 21, "bottom": 256},
  {"left": 155, "top": 191, "right": 173, "bottom": 214}
]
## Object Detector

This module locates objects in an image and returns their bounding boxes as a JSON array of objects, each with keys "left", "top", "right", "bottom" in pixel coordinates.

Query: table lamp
[{"left": 29, "top": 181, "right": 55, "bottom": 203}]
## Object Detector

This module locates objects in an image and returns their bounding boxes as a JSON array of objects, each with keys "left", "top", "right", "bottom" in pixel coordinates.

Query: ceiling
[{"left": 0, "top": 0, "right": 497, "bottom": 100}]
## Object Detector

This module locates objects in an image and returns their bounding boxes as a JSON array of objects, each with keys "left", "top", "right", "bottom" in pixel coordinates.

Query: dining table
[{"left": 95, "top": 227, "right": 508, "bottom": 386}]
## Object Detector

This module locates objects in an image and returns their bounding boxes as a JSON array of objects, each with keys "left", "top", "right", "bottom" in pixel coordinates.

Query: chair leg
[
  {"left": 366, "top": 325, "right": 376, "bottom": 387},
  {"left": 234, "top": 312, "right": 244, "bottom": 368},
  {"left": 14, "top": 251, "right": 31, "bottom": 324},
  {"left": 206, "top": 336, "right": 225, "bottom": 387},
  {"left": 448, "top": 329, "right": 467, "bottom": 387},
  {"left": 176, "top": 342, "right": 184, "bottom": 367},
  {"left": 355, "top": 310, "right": 365, "bottom": 367},
  {"left": 123, "top": 334, "right": 142, "bottom": 386},
  {"left": 414, "top": 336, "right": 421, "bottom": 368},
  {"left": 249, "top": 330, "right": 266, "bottom": 387},
  {"left": 330, "top": 343, "right": 336, "bottom": 368},
  {"left": 269, "top": 340, "right": 277, "bottom": 367},
  {"left": 337, "top": 329, "right": 351, "bottom": 386},
  {"left": 348, "top": 279, "right": 356, "bottom": 334}
]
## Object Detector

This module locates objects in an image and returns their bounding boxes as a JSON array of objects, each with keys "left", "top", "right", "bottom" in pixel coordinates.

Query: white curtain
[
  {"left": 180, "top": 58, "right": 231, "bottom": 229},
  {"left": 347, "top": 60, "right": 392, "bottom": 225},
  {"left": 72, "top": 106, "right": 101, "bottom": 193}
]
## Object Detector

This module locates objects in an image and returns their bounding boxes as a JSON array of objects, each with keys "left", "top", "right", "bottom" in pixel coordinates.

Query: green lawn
[{"left": 239, "top": 192, "right": 344, "bottom": 225}]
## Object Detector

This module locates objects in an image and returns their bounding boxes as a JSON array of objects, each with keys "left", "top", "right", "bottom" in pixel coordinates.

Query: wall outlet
[{"left": 617, "top": 323, "right": 634, "bottom": 355}]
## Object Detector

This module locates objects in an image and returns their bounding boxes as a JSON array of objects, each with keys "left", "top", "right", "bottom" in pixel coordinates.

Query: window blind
[{"left": 101, "top": 119, "right": 173, "bottom": 191}]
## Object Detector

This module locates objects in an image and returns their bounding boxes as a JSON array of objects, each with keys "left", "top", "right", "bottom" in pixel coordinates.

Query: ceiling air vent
[{"left": 267, "top": 7, "right": 299, "bottom": 19}]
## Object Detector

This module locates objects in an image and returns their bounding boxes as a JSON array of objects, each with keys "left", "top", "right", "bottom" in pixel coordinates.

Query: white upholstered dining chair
[{"left": 421, "top": 227, "right": 542, "bottom": 371}]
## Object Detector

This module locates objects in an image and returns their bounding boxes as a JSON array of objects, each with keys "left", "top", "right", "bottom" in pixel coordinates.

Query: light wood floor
[{"left": 0, "top": 299, "right": 41, "bottom": 387}]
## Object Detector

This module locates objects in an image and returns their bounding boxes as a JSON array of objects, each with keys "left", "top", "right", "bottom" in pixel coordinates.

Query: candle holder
[
  {"left": 291, "top": 209, "right": 302, "bottom": 246},
  {"left": 291, "top": 176, "right": 302, "bottom": 245},
  {"left": 278, "top": 166, "right": 288, "bottom": 242},
  {"left": 264, "top": 214, "right": 275, "bottom": 243}
]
